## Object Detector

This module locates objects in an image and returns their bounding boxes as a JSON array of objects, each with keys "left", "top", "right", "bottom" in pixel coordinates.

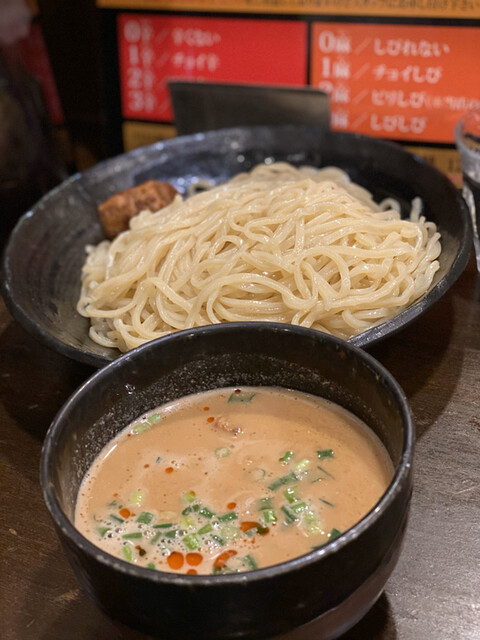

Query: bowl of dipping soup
[{"left": 40, "top": 322, "right": 414, "bottom": 640}]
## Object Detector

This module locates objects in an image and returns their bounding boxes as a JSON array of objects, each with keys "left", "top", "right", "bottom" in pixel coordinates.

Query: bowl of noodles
[{"left": 1, "top": 125, "right": 473, "bottom": 367}]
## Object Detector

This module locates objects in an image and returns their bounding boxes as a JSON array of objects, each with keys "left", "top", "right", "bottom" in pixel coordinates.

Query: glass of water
[{"left": 455, "top": 108, "right": 480, "bottom": 270}]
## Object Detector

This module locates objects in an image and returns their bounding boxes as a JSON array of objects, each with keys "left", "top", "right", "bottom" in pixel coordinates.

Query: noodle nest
[{"left": 78, "top": 162, "right": 441, "bottom": 352}]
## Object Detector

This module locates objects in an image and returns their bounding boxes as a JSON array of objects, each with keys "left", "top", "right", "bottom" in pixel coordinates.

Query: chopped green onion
[
  {"left": 294, "top": 458, "right": 311, "bottom": 472},
  {"left": 290, "top": 501, "right": 308, "bottom": 514},
  {"left": 122, "top": 532, "right": 142, "bottom": 540},
  {"left": 268, "top": 471, "right": 297, "bottom": 491},
  {"left": 279, "top": 450, "right": 294, "bottom": 464},
  {"left": 183, "top": 533, "right": 200, "bottom": 550},
  {"left": 257, "top": 497, "right": 273, "bottom": 511},
  {"left": 319, "top": 498, "right": 335, "bottom": 507},
  {"left": 261, "top": 509, "right": 277, "bottom": 524},
  {"left": 109, "top": 514, "right": 124, "bottom": 524},
  {"left": 199, "top": 506, "right": 215, "bottom": 519},
  {"left": 147, "top": 413, "right": 162, "bottom": 424},
  {"left": 218, "top": 511, "right": 238, "bottom": 522},
  {"left": 317, "top": 465, "right": 334, "bottom": 479},
  {"left": 122, "top": 545, "right": 133, "bottom": 562},
  {"left": 107, "top": 499, "right": 118, "bottom": 507},
  {"left": 136, "top": 511, "right": 154, "bottom": 525},
  {"left": 180, "top": 515, "right": 197, "bottom": 529},
  {"left": 132, "top": 421, "right": 151, "bottom": 435},
  {"left": 329, "top": 528, "right": 342, "bottom": 541},
  {"left": 153, "top": 523, "right": 173, "bottom": 529},
  {"left": 150, "top": 531, "right": 162, "bottom": 545},
  {"left": 220, "top": 524, "right": 241, "bottom": 541},
  {"left": 211, "top": 534, "right": 225, "bottom": 546},
  {"left": 128, "top": 490, "right": 145, "bottom": 506},
  {"left": 96, "top": 526, "right": 110, "bottom": 538},
  {"left": 317, "top": 449, "right": 334, "bottom": 459},
  {"left": 165, "top": 529, "right": 178, "bottom": 539},
  {"left": 228, "top": 390, "right": 256, "bottom": 403},
  {"left": 281, "top": 505, "right": 298, "bottom": 525},
  {"left": 244, "top": 521, "right": 269, "bottom": 536},
  {"left": 181, "top": 503, "right": 200, "bottom": 515},
  {"left": 214, "top": 447, "right": 231, "bottom": 459},
  {"left": 146, "top": 562, "right": 156, "bottom": 569},
  {"left": 303, "top": 510, "right": 323, "bottom": 535},
  {"left": 283, "top": 486, "right": 300, "bottom": 504},
  {"left": 182, "top": 490, "right": 197, "bottom": 504},
  {"left": 197, "top": 523, "right": 213, "bottom": 535},
  {"left": 243, "top": 554, "right": 259, "bottom": 571}
]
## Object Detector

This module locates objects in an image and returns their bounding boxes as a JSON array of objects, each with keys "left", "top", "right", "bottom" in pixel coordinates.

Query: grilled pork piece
[{"left": 98, "top": 180, "right": 178, "bottom": 239}]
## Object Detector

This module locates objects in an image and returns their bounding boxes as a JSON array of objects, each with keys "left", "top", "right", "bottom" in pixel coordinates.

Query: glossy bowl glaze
[
  {"left": 1, "top": 125, "right": 473, "bottom": 368},
  {"left": 40, "top": 322, "right": 414, "bottom": 640}
]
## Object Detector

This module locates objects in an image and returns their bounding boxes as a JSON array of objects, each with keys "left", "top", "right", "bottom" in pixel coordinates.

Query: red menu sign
[
  {"left": 311, "top": 23, "right": 480, "bottom": 144},
  {"left": 118, "top": 14, "right": 307, "bottom": 122}
]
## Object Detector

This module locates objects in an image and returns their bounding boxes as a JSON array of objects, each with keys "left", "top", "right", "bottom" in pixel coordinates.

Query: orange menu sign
[{"left": 311, "top": 23, "right": 480, "bottom": 143}]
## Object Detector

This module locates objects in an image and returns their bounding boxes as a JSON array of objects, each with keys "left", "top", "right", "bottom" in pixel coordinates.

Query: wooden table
[{"left": 1, "top": 255, "right": 479, "bottom": 640}]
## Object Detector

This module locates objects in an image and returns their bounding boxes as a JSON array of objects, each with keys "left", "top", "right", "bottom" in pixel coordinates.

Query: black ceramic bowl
[
  {"left": 40, "top": 322, "right": 414, "bottom": 640},
  {"left": 1, "top": 126, "right": 473, "bottom": 368}
]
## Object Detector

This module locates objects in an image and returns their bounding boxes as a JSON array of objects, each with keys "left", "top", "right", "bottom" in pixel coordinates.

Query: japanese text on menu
[{"left": 311, "top": 23, "right": 480, "bottom": 143}]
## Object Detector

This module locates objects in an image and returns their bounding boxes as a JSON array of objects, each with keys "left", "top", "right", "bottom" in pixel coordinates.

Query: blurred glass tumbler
[{"left": 455, "top": 108, "right": 480, "bottom": 270}]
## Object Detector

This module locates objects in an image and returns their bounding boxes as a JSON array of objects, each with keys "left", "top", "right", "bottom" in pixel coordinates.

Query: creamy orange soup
[{"left": 75, "top": 387, "right": 393, "bottom": 575}]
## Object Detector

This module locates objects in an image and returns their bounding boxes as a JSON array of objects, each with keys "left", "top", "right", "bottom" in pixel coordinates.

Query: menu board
[
  {"left": 311, "top": 23, "right": 480, "bottom": 144},
  {"left": 118, "top": 14, "right": 307, "bottom": 122},
  {"left": 97, "top": 0, "right": 480, "bottom": 177}
]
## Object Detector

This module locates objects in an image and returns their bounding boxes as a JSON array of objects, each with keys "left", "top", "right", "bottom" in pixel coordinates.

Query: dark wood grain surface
[{"left": 1, "top": 256, "right": 479, "bottom": 640}]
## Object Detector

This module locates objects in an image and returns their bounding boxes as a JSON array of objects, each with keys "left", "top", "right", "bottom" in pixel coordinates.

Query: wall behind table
[{"left": 95, "top": 0, "right": 480, "bottom": 185}]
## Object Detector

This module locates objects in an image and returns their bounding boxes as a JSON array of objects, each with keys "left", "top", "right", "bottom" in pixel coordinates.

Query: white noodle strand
[{"left": 78, "top": 163, "right": 441, "bottom": 351}]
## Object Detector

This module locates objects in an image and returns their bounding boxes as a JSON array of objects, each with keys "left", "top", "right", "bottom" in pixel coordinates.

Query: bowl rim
[
  {"left": 1, "top": 124, "right": 473, "bottom": 368},
  {"left": 40, "top": 321, "right": 414, "bottom": 587}
]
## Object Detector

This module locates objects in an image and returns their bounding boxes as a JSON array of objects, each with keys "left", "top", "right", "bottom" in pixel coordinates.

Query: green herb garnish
[
  {"left": 319, "top": 498, "right": 335, "bottom": 507},
  {"left": 227, "top": 390, "right": 256, "bottom": 403},
  {"left": 197, "top": 523, "right": 213, "bottom": 535},
  {"left": 317, "top": 449, "right": 334, "bottom": 459},
  {"left": 122, "top": 532, "right": 142, "bottom": 540},
  {"left": 279, "top": 450, "right": 294, "bottom": 464},
  {"left": 243, "top": 554, "right": 259, "bottom": 571},
  {"left": 281, "top": 505, "right": 298, "bottom": 525},
  {"left": 183, "top": 533, "right": 200, "bottom": 550},
  {"left": 136, "top": 511, "right": 154, "bottom": 525},
  {"left": 261, "top": 508, "right": 277, "bottom": 525},
  {"left": 199, "top": 506, "right": 215, "bottom": 519},
  {"left": 109, "top": 514, "right": 124, "bottom": 524},
  {"left": 268, "top": 471, "right": 298, "bottom": 491},
  {"left": 122, "top": 545, "right": 133, "bottom": 562}
]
